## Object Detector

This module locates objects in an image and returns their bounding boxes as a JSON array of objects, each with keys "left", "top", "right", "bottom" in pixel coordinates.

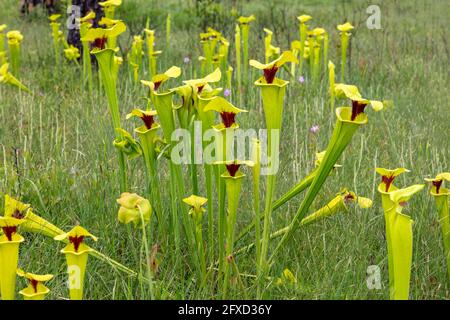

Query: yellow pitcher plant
[
  {"left": 98, "top": 17, "right": 122, "bottom": 49},
  {"left": 425, "top": 172, "right": 450, "bottom": 280},
  {"left": 81, "top": 20, "right": 128, "bottom": 192},
  {"left": 142, "top": 66, "right": 202, "bottom": 276},
  {"left": 17, "top": 269, "right": 53, "bottom": 300},
  {"left": 6, "top": 30, "right": 23, "bottom": 76},
  {"left": 49, "top": 14, "right": 62, "bottom": 66},
  {"left": 117, "top": 192, "right": 155, "bottom": 298},
  {"left": 79, "top": 11, "right": 96, "bottom": 91},
  {"left": 297, "top": 14, "right": 312, "bottom": 75},
  {"left": 328, "top": 60, "right": 336, "bottom": 111},
  {"left": 383, "top": 183, "right": 424, "bottom": 299},
  {"left": 310, "top": 27, "right": 325, "bottom": 81},
  {"left": 99, "top": 0, "right": 122, "bottom": 19},
  {"left": 0, "top": 63, "right": 30, "bottom": 92},
  {"left": 337, "top": 22, "right": 354, "bottom": 81},
  {"left": 234, "top": 24, "right": 241, "bottom": 93},
  {"left": 263, "top": 28, "right": 274, "bottom": 63},
  {"left": 54, "top": 226, "right": 98, "bottom": 300},
  {"left": 183, "top": 195, "right": 208, "bottom": 283},
  {"left": 249, "top": 51, "right": 297, "bottom": 295},
  {"left": 0, "top": 24, "right": 7, "bottom": 55},
  {"left": 218, "top": 160, "right": 253, "bottom": 298},
  {"left": 290, "top": 40, "right": 301, "bottom": 78},
  {"left": 204, "top": 96, "right": 247, "bottom": 288},
  {"left": 129, "top": 35, "right": 144, "bottom": 83},
  {"left": 64, "top": 45, "right": 80, "bottom": 63},
  {"left": 2, "top": 195, "right": 136, "bottom": 277},
  {"left": 127, "top": 109, "right": 163, "bottom": 225},
  {"left": 144, "top": 28, "right": 156, "bottom": 77},
  {"left": 237, "top": 15, "right": 255, "bottom": 81},
  {"left": 117, "top": 192, "right": 153, "bottom": 228},
  {"left": 0, "top": 217, "right": 25, "bottom": 300}
]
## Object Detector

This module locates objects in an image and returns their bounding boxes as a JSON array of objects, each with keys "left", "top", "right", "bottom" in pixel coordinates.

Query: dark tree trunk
[{"left": 67, "top": 0, "right": 104, "bottom": 51}]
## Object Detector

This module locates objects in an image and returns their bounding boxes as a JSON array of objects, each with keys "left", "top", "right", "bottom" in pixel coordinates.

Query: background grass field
[{"left": 0, "top": 0, "right": 449, "bottom": 299}]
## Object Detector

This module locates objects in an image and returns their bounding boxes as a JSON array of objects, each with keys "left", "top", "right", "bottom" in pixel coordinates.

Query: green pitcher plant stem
[
  {"left": 219, "top": 161, "right": 252, "bottom": 298},
  {"left": 82, "top": 21, "right": 128, "bottom": 192},
  {"left": 183, "top": 195, "right": 208, "bottom": 287},
  {"left": 234, "top": 189, "right": 372, "bottom": 257},
  {"left": 249, "top": 51, "right": 297, "bottom": 297}
]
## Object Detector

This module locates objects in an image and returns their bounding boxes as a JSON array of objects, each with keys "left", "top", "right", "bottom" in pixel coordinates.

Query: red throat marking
[
  {"left": 432, "top": 180, "right": 443, "bottom": 194},
  {"left": 69, "top": 236, "right": 85, "bottom": 252},
  {"left": 351, "top": 100, "right": 368, "bottom": 121},
  {"left": 263, "top": 66, "right": 278, "bottom": 84},
  {"left": 141, "top": 114, "right": 154, "bottom": 129},
  {"left": 382, "top": 175, "right": 395, "bottom": 192},
  {"left": 225, "top": 163, "right": 241, "bottom": 177},
  {"left": 220, "top": 112, "right": 236, "bottom": 128}
]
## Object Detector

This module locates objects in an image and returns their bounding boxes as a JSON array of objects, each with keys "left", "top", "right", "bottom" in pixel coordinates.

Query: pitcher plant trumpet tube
[
  {"left": 383, "top": 184, "right": 424, "bottom": 300},
  {"left": 54, "top": 226, "right": 98, "bottom": 300},
  {"left": 0, "top": 217, "right": 25, "bottom": 300},
  {"left": 99, "top": 0, "right": 122, "bottom": 19},
  {"left": 17, "top": 269, "right": 53, "bottom": 300},
  {"left": 127, "top": 108, "right": 163, "bottom": 224},
  {"left": 82, "top": 20, "right": 128, "bottom": 192},
  {"left": 234, "top": 25, "right": 241, "bottom": 92},
  {"left": 337, "top": 22, "right": 354, "bottom": 82},
  {"left": 237, "top": 15, "right": 255, "bottom": 81},
  {"left": 6, "top": 30, "right": 23, "bottom": 76},
  {"left": 0, "top": 24, "right": 7, "bottom": 54},
  {"left": 79, "top": 11, "right": 95, "bottom": 91},
  {"left": 218, "top": 160, "right": 253, "bottom": 298},
  {"left": 183, "top": 195, "right": 208, "bottom": 283},
  {"left": 297, "top": 14, "right": 312, "bottom": 76},
  {"left": 250, "top": 51, "right": 297, "bottom": 296},
  {"left": 142, "top": 66, "right": 202, "bottom": 276},
  {"left": 425, "top": 172, "right": 450, "bottom": 280},
  {"left": 48, "top": 14, "right": 62, "bottom": 66}
]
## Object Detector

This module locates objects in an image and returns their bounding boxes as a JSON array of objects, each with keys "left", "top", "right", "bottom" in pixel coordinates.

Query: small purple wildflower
[
  {"left": 298, "top": 75, "right": 305, "bottom": 84},
  {"left": 183, "top": 56, "right": 190, "bottom": 64},
  {"left": 224, "top": 89, "right": 231, "bottom": 97},
  {"left": 310, "top": 124, "right": 319, "bottom": 134}
]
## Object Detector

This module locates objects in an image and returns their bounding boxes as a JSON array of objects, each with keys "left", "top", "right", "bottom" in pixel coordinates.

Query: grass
[{"left": 0, "top": 0, "right": 449, "bottom": 299}]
